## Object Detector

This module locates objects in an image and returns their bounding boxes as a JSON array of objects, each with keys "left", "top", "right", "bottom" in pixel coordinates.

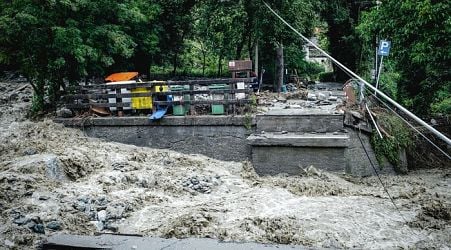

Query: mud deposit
[{"left": 0, "top": 81, "right": 450, "bottom": 249}]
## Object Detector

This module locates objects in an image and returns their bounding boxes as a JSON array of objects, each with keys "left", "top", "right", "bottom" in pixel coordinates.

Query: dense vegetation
[
  {"left": 358, "top": 0, "right": 450, "bottom": 115},
  {"left": 0, "top": 0, "right": 449, "bottom": 115}
]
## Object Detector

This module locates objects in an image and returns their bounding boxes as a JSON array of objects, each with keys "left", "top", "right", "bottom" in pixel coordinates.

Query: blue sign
[{"left": 378, "top": 40, "right": 391, "bottom": 56}]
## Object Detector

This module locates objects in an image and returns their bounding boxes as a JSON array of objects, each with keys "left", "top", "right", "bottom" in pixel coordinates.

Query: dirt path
[{"left": 0, "top": 81, "right": 449, "bottom": 249}]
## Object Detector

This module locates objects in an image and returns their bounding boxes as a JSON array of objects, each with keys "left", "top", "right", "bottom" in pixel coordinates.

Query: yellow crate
[
  {"left": 154, "top": 85, "right": 168, "bottom": 93},
  {"left": 131, "top": 87, "right": 152, "bottom": 109},
  {"left": 131, "top": 84, "right": 168, "bottom": 110}
]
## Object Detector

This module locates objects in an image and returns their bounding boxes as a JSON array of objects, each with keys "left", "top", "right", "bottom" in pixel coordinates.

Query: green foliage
[
  {"left": 319, "top": 0, "right": 362, "bottom": 81},
  {"left": 244, "top": 94, "right": 257, "bottom": 130},
  {"left": 371, "top": 113, "right": 413, "bottom": 169},
  {"left": 0, "top": 0, "right": 161, "bottom": 112},
  {"left": 284, "top": 43, "right": 325, "bottom": 79},
  {"left": 169, "top": 0, "right": 321, "bottom": 82},
  {"left": 431, "top": 97, "right": 451, "bottom": 115},
  {"left": 358, "top": 0, "right": 451, "bottom": 115},
  {"left": 377, "top": 59, "right": 401, "bottom": 99},
  {"left": 0, "top": 0, "right": 344, "bottom": 112}
]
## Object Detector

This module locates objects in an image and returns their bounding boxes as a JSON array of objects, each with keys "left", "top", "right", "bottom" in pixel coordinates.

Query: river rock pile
[
  {"left": 72, "top": 196, "right": 127, "bottom": 232},
  {"left": 182, "top": 175, "right": 222, "bottom": 194}
]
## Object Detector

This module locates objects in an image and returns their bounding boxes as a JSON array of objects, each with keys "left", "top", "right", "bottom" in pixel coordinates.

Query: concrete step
[
  {"left": 256, "top": 110, "right": 344, "bottom": 133},
  {"left": 248, "top": 132, "right": 349, "bottom": 176}
]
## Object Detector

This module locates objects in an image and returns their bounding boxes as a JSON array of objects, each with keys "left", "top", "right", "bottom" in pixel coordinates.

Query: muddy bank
[{"left": 0, "top": 81, "right": 450, "bottom": 249}]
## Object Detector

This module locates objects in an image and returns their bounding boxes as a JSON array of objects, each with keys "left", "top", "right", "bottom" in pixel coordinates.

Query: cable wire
[
  {"left": 356, "top": 132, "right": 414, "bottom": 229},
  {"left": 272, "top": 0, "right": 451, "bottom": 160},
  {"left": 368, "top": 91, "right": 451, "bottom": 160},
  {"left": 261, "top": 0, "right": 451, "bottom": 145}
]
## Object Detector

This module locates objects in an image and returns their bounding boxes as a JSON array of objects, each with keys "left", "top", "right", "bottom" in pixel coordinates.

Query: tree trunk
[
  {"left": 172, "top": 52, "right": 178, "bottom": 76},
  {"left": 236, "top": 31, "right": 246, "bottom": 60},
  {"left": 276, "top": 43, "right": 284, "bottom": 93},
  {"left": 201, "top": 43, "right": 206, "bottom": 76},
  {"left": 217, "top": 53, "right": 223, "bottom": 77},
  {"left": 254, "top": 41, "right": 259, "bottom": 77}
]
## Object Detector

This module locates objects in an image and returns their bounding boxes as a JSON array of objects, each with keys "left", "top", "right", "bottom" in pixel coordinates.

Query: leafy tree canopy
[
  {"left": 0, "top": 0, "right": 161, "bottom": 111},
  {"left": 358, "top": 0, "right": 451, "bottom": 115}
]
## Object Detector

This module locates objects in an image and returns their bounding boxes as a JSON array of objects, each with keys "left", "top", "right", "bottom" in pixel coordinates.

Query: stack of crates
[{"left": 171, "top": 85, "right": 190, "bottom": 116}]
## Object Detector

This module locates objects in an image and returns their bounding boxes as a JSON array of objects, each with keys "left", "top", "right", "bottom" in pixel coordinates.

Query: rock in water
[
  {"left": 22, "top": 148, "right": 37, "bottom": 156},
  {"left": 97, "top": 210, "right": 107, "bottom": 222},
  {"left": 46, "top": 221, "right": 61, "bottom": 230},
  {"left": 45, "top": 156, "right": 67, "bottom": 181},
  {"left": 31, "top": 224, "right": 45, "bottom": 234},
  {"left": 90, "top": 221, "right": 104, "bottom": 231},
  {"left": 4, "top": 239, "right": 15, "bottom": 248},
  {"left": 13, "top": 217, "right": 30, "bottom": 226}
]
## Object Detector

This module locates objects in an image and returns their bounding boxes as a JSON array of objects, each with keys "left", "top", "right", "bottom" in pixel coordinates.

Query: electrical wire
[
  {"left": 261, "top": 1, "right": 447, "bottom": 231},
  {"left": 367, "top": 91, "right": 451, "bottom": 160},
  {"left": 261, "top": 0, "right": 451, "bottom": 146},
  {"left": 356, "top": 131, "right": 413, "bottom": 228},
  {"left": 282, "top": 0, "right": 451, "bottom": 160}
]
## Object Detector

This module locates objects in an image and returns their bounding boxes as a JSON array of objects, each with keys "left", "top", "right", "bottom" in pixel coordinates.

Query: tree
[
  {"left": 194, "top": 1, "right": 248, "bottom": 76},
  {"left": 154, "top": 0, "right": 197, "bottom": 75},
  {"left": 0, "top": 0, "right": 161, "bottom": 112},
  {"left": 319, "top": 0, "right": 364, "bottom": 81},
  {"left": 358, "top": 0, "right": 451, "bottom": 115},
  {"left": 257, "top": 0, "right": 319, "bottom": 90}
]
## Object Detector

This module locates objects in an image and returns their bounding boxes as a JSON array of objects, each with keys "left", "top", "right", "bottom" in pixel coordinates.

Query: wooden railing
[{"left": 62, "top": 78, "right": 256, "bottom": 115}]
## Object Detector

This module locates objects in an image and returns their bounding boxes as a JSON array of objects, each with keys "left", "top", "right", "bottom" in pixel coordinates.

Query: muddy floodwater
[{"left": 0, "top": 81, "right": 450, "bottom": 249}]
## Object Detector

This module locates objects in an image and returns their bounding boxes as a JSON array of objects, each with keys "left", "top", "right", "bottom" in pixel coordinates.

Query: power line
[
  {"left": 356, "top": 131, "right": 415, "bottom": 229},
  {"left": 338, "top": 64, "right": 450, "bottom": 160},
  {"left": 261, "top": 0, "right": 451, "bottom": 146},
  {"left": 368, "top": 91, "right": 451, "bottom": 160},
  {"left": 261, "top": 1, "right": 445, "bottom": 231},
  {"left": 310, "top": 7, "right": 450, "bottom": 160}
]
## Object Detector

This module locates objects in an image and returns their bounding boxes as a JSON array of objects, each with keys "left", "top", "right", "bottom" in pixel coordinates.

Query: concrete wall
[
  {"left": 256, "top": 114, "right": 343, "bottom": 133},
  {"left": 252, "top": 146, "right": 347, "bottom": 175},
  {"left": 345, "top": 129, "right": 395, "bottom": 176},
  {"left": 85, "top": 125, "right": 252, "bottom": 162},
  {"left": 55, "top": 116, "right": 392, "bottom": 176},
  {"left": 56, "top": 116, "right": 255, "bottom": 162}
]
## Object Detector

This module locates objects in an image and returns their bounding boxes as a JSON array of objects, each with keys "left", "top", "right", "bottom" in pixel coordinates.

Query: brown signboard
[{"left": 228, "top": 60, "right": 252, "bottom": 72}]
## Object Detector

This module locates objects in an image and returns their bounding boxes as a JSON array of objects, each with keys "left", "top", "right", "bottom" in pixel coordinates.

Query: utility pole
[
  {"left": 255, "top": 42, "right": 259, "bottom": 78},
  {"left": 276, "top": 42, "right": 284, "bottom": 93}
]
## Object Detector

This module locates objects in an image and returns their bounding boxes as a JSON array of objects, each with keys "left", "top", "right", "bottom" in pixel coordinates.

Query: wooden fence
[{"left": 62, "top": 78, "right": 256, "bottom": 115}]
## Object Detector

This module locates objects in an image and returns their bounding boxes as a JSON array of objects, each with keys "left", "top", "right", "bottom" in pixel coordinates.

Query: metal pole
[
  {"left": 375, "top": 39, "right": 378, "bottom": 82},
  {"left": 366, "top": 103, "right": 383, "bottom": 139},
  {"left": 262, "top": 0, "right": 451, "bottom": 145},
  {"left": 375, "top": 56, "right": 384, "bottom": 96}
]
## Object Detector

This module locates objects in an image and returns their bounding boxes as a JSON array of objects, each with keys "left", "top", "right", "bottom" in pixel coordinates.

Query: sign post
[{"left": 375, "top": 40, "right": 391, "bottom": 96}]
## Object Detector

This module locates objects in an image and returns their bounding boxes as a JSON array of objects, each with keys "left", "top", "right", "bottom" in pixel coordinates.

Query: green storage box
[
  {"left": 209, "top": 84, "right": 228, "bottom": 115},
  {"left": 211, "top": 104, "right": 225, "bottom": 115},
  {"left": 171, "top": 85, "right": 190, "bottom": 116},
  {"left": 173, "top": 105, "right": 186, "bottom": 116}
]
